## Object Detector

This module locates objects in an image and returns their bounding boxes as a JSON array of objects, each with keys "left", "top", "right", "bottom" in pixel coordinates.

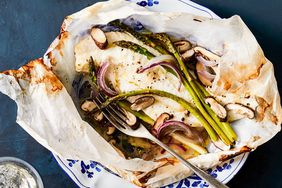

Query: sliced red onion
[
  {"left": 197, "top": 70, "right": 216, "bottom": 81},
  {"left": 196, "top": 55, "right": 218, "bottom": 67},
  {"left": 145, "top": 55, "right": 176, "bottom": 65},
  {"left": 160, "top": 149, "right": 166, "bottom": 154},
  {"left": 155, "top": 120, "right": 204, "bottom": 144},
  {"left": 196, "top": 61, "right": 216, "bottom": 86},
  {"left": 97, "top": 62, "right": 118, "bottom": 96},
  {"left": 168, "top": 143, "right": 187, "bottom": 152},
  {"left": 156, "top": 120, "right": 190, "bottom": 138},
  {"left": 137, "top": 60, "right": 183, "bottom": 90}
]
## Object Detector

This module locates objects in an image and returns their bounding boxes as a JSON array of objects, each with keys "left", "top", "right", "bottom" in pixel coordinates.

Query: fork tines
[{"left": 92, "top": 92, "right": 128, "bottom": 130}]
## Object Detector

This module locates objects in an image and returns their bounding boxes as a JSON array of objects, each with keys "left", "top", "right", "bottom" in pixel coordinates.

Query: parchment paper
[{"left": 0, "top": 0, "right": 281, "bottom": 187}]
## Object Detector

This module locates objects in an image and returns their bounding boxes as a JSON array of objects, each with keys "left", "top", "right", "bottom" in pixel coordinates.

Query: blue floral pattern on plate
[
  {"left": 136, "top": 0, "right": 159, "bottom": 7},
  {"left": 53, "top": 1, "right": 248, "bottom": 187},
  {"left": 67, "top": 160, "right": 102, "bottom": 178},
  {"left": 58, "top": 155, "right": 245, "bottom": 188},
  {"left": 160, "top": 158, "right": 235, "bottom": 188}
]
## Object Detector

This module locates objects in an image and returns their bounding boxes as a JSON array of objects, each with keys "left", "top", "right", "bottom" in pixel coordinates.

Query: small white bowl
[{"left": 0, "top": 157, "right": 44, "bottom": 188}]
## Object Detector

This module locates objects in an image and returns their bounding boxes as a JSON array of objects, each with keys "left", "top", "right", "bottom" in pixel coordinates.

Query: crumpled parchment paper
[{"left": 0, "top": 0, "right": 281, "bottom": 187}]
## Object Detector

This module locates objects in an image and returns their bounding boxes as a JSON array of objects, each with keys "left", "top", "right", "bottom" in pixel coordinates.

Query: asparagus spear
[
  {"left": 89, "top": 56, "right": 98, "bottom": 84},
  {"left": 100, "top": 89, "right": 218, "bottom": 141},
  {"left": 117, "top": 100, "right": 155, "bottom": 125},
  {"left": 109, "top": 20, "right": 167, "bottom": 54},
  {"left": 194, "top": 81, "right": 237, "bottom": 141},
  {"left": 114, "top": 41, "right": 155, "bottom": 59},
  {"left": 149, "top": 33, "right": 193, "bottom": 80}
]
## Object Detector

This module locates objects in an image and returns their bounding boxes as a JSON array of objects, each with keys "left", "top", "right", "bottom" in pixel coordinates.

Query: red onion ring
[
  {"left": 156, "top": 120, "right": 203, "bottom": 144},
  {"left": 156, "top": 120, "right": 192, "bottom": 138},
  {"left": 97, "top": 62, "right": 118, "bottom": 96},
  {"left": 137, "top": 61, "right": 183, "bottom": 90}
]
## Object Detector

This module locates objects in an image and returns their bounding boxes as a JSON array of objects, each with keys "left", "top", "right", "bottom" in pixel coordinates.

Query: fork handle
[{"left": 151, "top": 137, "right": 229, "bottom": 188}]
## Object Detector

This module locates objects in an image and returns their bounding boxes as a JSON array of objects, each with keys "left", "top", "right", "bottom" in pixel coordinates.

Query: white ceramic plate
[{"left": 53, "top": 0, "right": 249, "bottom": 187}]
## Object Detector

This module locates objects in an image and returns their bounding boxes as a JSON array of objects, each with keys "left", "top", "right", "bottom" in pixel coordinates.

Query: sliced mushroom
[
  {"left": 181, "top": 49, "right": 195, "bottom": 60},
  {"left": 81, "top": 100, "right": 97, "bottom": 112},
  {"left": 193, "top": 46, "right": 220, "bottom": 61},
  {"left": 109, "top": 139, "right": 116, "bottom": 145},
  {"left": 107, "top": 126, "right": 116, "bottom": 135},
  {"left": 196, "top": 61, "right": 216, "bottom": 86},
  {"left": 120, "top": 108, "right": 137, "bottom": 126},
  {"left": 153, "top": 113, "right": 173, "bottom": 131},
  {"left": 130, "top": 96, "right": 155, "bottom": 111},
  {"left": 90, "top": 27, "right": 108, "bottom": 49},
  {"left": 174, "top": 40, "right": 192, "bottom": 53},
  {"left": 225, "top": 103, "right": 255, "bottom": 119},
  {"left": 109, "top": 139, "right": 125, "bottom": 158},
  {"left": 94, "top": 111, "right": 104, "bottom": 121},
  {"left": 204, "top": 97, "right": 227, "bottom": 119}
]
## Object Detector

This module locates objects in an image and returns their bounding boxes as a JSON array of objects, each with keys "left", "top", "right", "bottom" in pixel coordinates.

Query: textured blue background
[{"left": 0, "top": 0, "right": 281, "bottom": 188}]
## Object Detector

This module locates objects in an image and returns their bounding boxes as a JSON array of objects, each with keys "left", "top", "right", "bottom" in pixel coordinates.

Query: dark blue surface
[{"left": 0, "top": 1, "right": 281, "bottom": 188}]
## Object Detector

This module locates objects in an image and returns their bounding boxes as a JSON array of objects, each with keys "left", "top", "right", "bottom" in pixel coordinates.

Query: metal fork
[{"left": 93, "top": 93, "right": 228, "bottom": 188}]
